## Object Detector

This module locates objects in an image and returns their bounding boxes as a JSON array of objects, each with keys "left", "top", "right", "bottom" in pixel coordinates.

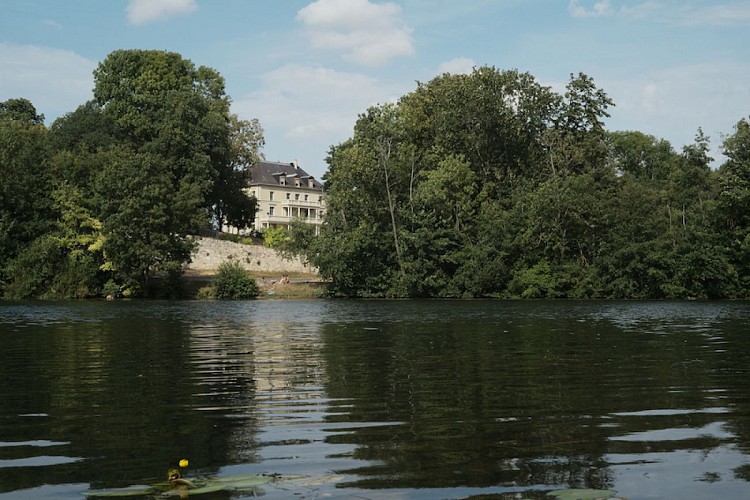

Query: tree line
[
  {"left": 0, "top": 49, "right": 264, "bottom": 299},
  {"left": 4, "top": 56, "right": 750, "bottom": 300},
  {"left": 291, "top": 67, "right": 750, "bottom": 299}
]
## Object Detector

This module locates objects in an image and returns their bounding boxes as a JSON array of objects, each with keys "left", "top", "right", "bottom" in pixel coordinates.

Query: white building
[{"left": 246, "top": 161, "right": 325, "bottom": 235}]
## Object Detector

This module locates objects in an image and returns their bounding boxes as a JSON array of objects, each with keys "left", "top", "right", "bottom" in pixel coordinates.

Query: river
[{"left": 0, "top": 300, "right": 749, "bottom": 499}]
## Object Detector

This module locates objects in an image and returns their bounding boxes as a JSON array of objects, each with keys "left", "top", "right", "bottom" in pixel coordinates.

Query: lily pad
[
  {"left": 84, "top": 474, "right": 301, "bottom": 497},
  {"left": 547, "top": 488, "right": 618, "bottom": 500},
  {"left": 83, "top": 485, "right": 159, "bottom": 497}
]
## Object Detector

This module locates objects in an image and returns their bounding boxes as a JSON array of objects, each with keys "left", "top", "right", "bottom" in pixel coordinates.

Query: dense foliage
[
  {"left": 4, "top": 59, "right": 749, "bottom": 300},
  {"left": 0, "top": 50, "right": 263, "bottom": 298},
  {"left": 307, "top": 67, "right": 749, "bottom": 299}
]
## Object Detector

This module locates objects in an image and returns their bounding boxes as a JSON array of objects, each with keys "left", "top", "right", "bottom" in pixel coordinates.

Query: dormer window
[{"left": 279, "top": 175, "right": 286, "bottom": 186}]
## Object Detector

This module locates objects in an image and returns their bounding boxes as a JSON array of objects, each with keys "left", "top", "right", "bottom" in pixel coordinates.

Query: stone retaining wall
[{"left": 186, "top": 236, "right": 317, "bottom": 275}]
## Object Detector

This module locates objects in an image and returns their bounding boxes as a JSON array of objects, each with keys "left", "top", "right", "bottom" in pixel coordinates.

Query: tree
[
  {"left": 717, "top": 117, "right": 750, "bottom": 293},
  {"left": 93, "top": 147, "right": 200, "bottom": 295},
  {"left": 405, "top": 154, "right": 479, "bottom": 296},
  {"left": 212, "top": 115, "right": 264, "bottom": 231},
  {"left": 0, "top": 99, "right": 53, "bottom": 290},
  {"left": 0, "top": 98, "right": 44, "bottom": 125},
  {"left": 400, "top": 67, "right": 559, "bottom": 188},
  {"left": 544, "top": 73, "right": 614, "bottom": 176},
  {"left": 3, "top": 183, "right": 105, "bottom": 299},
  {"left": 313, "top": 67, "right": 564, "bottom": 297},
  {"left": 280, "top": 219, "right": 316, "bottom": 261},
  {"left": 90, "top": 50, "right": 237, "bottom": 294},
  {"left": 608, "top": 131, "right": 676, "bottom": 181},
  {"left": 0, "top": 54, "right": 271, "bottom": 299},
  {"left": 313, "top": 142, "right": 392, "bottom": 296},
  {"left": 354, "top": 104, "right": 411, "bottom": 278},
  {"left": 48, "top": 101, "right": 118, "bottom": 154},
  {"left": 92, "top": 49, "right": 265, "bottom": 240},
  {"left": 93, "top": 49, "right": 229, "bottom": 203},
  {"left": 666, "top": 130, "right": 727, "bottom": 298}
]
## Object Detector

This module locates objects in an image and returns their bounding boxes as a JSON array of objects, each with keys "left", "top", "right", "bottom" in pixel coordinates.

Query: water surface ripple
[{"left": 0, "top": 300, "right": 749, "bottom": 499}]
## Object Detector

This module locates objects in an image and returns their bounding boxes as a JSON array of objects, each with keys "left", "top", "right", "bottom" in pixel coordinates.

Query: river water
[{"left": 0, "top": 300, "right": 749, "bottom": 499}]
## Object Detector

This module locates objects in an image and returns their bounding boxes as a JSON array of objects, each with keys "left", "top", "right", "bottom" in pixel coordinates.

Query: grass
[{"left": 257, "top": 282, "right": 327, "bottom": 299}]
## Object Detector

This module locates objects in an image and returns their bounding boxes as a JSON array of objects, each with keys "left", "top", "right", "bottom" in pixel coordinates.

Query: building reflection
[{"left": 186, "top": 315, "right": 327, "bottom": 467}]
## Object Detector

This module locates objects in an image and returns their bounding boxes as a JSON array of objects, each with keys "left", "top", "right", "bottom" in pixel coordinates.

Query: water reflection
[
  {"left": 318, "top": 301, "right": 750, "bottom": 498},
  {"left": 0, "top": 300, "right": 749, "bottom": 499}
]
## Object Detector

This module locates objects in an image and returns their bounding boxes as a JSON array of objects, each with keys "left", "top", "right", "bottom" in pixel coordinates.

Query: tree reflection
[
  {"left": 0, "top": 304, "right": 258, "bottom": 492},
  {"left": 320, "top": 304, "right": 749, "bottom": 493}
]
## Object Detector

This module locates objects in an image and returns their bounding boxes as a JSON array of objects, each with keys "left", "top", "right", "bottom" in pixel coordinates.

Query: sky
[{"left": 1, "top": 0, "right": 749, "bottom": 179}]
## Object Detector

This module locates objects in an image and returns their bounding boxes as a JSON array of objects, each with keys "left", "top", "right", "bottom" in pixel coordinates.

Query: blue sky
[{"left": 1, "top": 0, "right": 749, "bottom": 179}]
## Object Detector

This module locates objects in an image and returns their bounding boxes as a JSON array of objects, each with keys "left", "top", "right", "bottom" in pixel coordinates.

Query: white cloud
[
  {"left": 674, "top": 2, "right": 750, "bottom": 26},
  {"left": 568, "top": 1, "right": 750, "bottom": 26},
  {"left": 618, "top": 1, "right": 661, "bottom": 19},
  {"left": 638, "top": 82, "right": 662, "bottom": 113},
  {"left": 0, "top": 43, "right": 96, "bottom": 123},
  {"left": 232, "top": 63, "right": 411, "bottom": 177},
  {"left": 569, "top": 0, "right": 614, "bottom": 17},
  {"left": 42, "top": 19, "right": 63, "bottom": 30},
  {"left": 437, "top": 57, "right": 475, "bottom": 75},
  {"left": 296, "top": 0, "right": 414, "bottom": 67},
  {"left": 235, "top": 63, "right": 385, "bottom": 138},
  {"left": 126, "top": 0, "right": 197, "bottom": 25},
  {"left": 604, "top": 61, "right": 750, "bottom": 162}
]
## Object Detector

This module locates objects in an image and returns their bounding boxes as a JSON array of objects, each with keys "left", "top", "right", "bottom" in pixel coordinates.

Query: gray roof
[{"left": 248, "top": 161, "right": 323, "bottom": 190}]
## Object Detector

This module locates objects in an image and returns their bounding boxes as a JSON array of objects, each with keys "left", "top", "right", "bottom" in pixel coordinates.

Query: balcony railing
[
  {"left": 276, "top": 198, "right": 324, "bottom": 207},
  {"left": 262, "top": 214, "right": 323, "bottom": 224}
]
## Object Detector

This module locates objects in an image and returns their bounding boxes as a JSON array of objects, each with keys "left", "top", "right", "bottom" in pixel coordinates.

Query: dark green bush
[{"left": 212, "top": 261, "right": 259, "bottom": 299}]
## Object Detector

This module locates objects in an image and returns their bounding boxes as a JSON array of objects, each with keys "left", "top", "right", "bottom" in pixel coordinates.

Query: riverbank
[
  {"left": 182, "top": 237, "right": 326, "bottom": 299},
  {"left": 182, "top": 269, "right": 327, "bottom": 299}
]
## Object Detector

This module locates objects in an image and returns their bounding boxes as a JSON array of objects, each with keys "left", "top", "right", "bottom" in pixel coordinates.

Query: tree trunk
[{"left": 379, "top": 138, "right": 405, "bottom": 276}]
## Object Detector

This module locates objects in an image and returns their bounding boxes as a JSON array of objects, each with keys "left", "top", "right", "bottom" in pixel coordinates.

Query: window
[
  {"left": 286, "top": 193, "right": 291, "bottom": 200},
  {"left": 269, "top": 191, "right": 274, "bottom": 201},
  {"left": 304, "top": 194, "right": 309, "bottom": 201},
  {"left": 295, "top": 193, "right": 300, "bottom": 200},
  {"left": 268, "top": 206, "right": 274, "bottom": 216},
  {"left": 283, "top": 207, "right": 289, "bottom": 216}
]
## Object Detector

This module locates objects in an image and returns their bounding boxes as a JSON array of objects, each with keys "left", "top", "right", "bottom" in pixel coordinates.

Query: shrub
[
  {"left": 196, "top": 286, "right": 215, "bottom": 300},
  {"left": 102, "top": 279, "right": 121, "bottom": 298},
  {"left": 2, "top": 235, "right": 61, "bottom": 299},
  {"left": 508, "top": 261, "right": 561, "bottom": 298},
  {"left": 212, "top": 261, "right": 259, "bottom": 299}
]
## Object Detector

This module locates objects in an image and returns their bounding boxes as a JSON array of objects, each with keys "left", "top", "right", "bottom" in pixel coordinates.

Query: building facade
[{"left": 246, "top": 161, "right": 325, "bottom": 235}]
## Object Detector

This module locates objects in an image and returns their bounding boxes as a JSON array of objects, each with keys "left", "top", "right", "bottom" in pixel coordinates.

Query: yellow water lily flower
[{"left": 179, "top": 459, "right": 189, "bottom": 468}]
